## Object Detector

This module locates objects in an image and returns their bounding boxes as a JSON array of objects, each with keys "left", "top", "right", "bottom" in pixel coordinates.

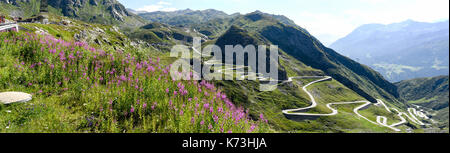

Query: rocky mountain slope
[
  {"left": 0, "top": 0, "right": 147, "bottom": 27},
  {"left": 213, "top": 12, "right": 399, "bottom": 103},
  {"left": 330, "top": 20, "right": 449, "bottom": 82}
]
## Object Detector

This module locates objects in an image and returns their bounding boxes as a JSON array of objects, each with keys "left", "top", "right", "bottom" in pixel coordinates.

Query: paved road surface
[{"left": 0, "top": 22, "right": 19, "bottom": 32}]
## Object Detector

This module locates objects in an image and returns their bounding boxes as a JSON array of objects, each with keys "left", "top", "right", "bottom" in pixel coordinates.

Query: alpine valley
[{"left": 0, "top": 0, "right": 447, "bottom": 133}]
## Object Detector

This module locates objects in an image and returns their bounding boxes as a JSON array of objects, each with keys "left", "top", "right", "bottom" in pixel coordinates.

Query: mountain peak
[
  {"left": 0, "top": 0, "right": 147, "bottom": 26},
  {"left": 244, "top": 11, "right": 270, "bottom": 21}
]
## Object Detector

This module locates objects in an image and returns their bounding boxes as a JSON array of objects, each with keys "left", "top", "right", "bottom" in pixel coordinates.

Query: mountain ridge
[
  {"left": 195, "top": 11, "right": 402, "bottom": 105},
  {"left": 0, "top": 0, "right": 148, "bottom": 27}
]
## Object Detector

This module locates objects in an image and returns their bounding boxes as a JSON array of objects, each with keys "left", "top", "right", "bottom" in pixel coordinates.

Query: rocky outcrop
[
  {"left": 51, "top": 0, "right": 134, "bottom": 22},
  {"left": 1, "top": 0, "right": 137, "bottom": 24},
  {"left": 106, "top": 2, "right": 130, "bottom": 21}
]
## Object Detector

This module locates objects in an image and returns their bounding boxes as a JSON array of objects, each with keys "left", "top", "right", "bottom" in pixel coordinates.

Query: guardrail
[{"left": 0, "top": 22, "right": 19, "bottom": 32}]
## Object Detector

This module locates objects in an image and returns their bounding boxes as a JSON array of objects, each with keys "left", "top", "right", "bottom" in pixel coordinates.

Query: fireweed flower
[
  {"left": 0, "top": 33, "right": 266, "bottom": 133},
  {"left": 208, "top": 124, "right": 213, "bottom": 130},
  {"left": 59, "top": 51, "right": 66, "bottom": 61},
  {"left": 151, "top": 102, "right": 157, "bottom": 110},
  {"left": 119, "top": 75, "right": 127, "bottom": 81},
  {"left": 143, "top": 103, "right": 147, "bottom": 109},
  {"left": 179, "top": 110, "right": 184, "bottom": 116},
  {"left": 248, "top": 124, "right": 256, "bottom": 133},
  {"left": 213, "top": 115, "right": 219, "bottom": 123}
]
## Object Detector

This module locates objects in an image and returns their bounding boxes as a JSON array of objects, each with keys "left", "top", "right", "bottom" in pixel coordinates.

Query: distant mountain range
[
  {"left": 137, "top": 9, "right": 232, "bottom": 27},
  {"left": 136, "top": 9, "right": 305, "bottom": 36},
  {"left": 330, "top": 20, "right": 449, "bottom": 82}
]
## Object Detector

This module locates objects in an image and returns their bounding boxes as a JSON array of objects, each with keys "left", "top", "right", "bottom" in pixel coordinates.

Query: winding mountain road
[
  {"left": 193, "top": 47, "right": 270, "bottom": 80},
  {"left": 192, "top": 47, "right": 429, "bottom": 132},
  {"left": 281, "top": 76, "right": 430, "bottom": 132}
]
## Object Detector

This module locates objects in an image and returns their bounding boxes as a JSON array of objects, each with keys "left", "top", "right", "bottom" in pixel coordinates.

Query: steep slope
[
  {"left": 330, "top": 20, "right": 449, "bottom": 82},
  {"left": 205, "top": 26, "right": 399, "bottom": 132},
  {"left": 219, "top": 12, "right": 400, "bottom": 105},
  {"left": 395, "top": 76, "right": 449, "bottom": 129},
  {"left": 213, "top": 25, "right": 288, "bottom": 80},
  {"left": 0, "top": 0, "right": 147, "bottom": 27}
]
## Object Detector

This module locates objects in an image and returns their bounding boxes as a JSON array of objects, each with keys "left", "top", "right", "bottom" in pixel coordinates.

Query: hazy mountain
[
  {"left": 395, "top": 76, "right": 449, "bottom": 128},
  {"left": 0, "top": 0, "right": 147, "bottom": 27},
  {"left": 330, "top": 20, "right": 449, "bottom": 82}
]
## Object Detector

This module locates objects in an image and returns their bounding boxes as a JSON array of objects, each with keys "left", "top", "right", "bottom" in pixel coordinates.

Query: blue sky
[{"left": 118, "top": 0, "right": 449, "bottom": 46}]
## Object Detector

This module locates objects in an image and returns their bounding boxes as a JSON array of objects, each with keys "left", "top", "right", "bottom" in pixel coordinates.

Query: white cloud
[{"left": 136, "top": 1, "right": 177, "bottom": 12}]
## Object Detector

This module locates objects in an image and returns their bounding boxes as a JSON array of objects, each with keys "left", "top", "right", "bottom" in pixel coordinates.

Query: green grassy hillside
[
  {"left": 395, "top": 76, "right": 449, "bottom": 129},
  {"left": 0, "top": 31, "right": 267, "bottom": 133},
  {"left": 197, "top": 24, "right": 401, "bottom": 132},
  {"left": 204, "top": 12, "right": 402, "bottom": 108}
]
